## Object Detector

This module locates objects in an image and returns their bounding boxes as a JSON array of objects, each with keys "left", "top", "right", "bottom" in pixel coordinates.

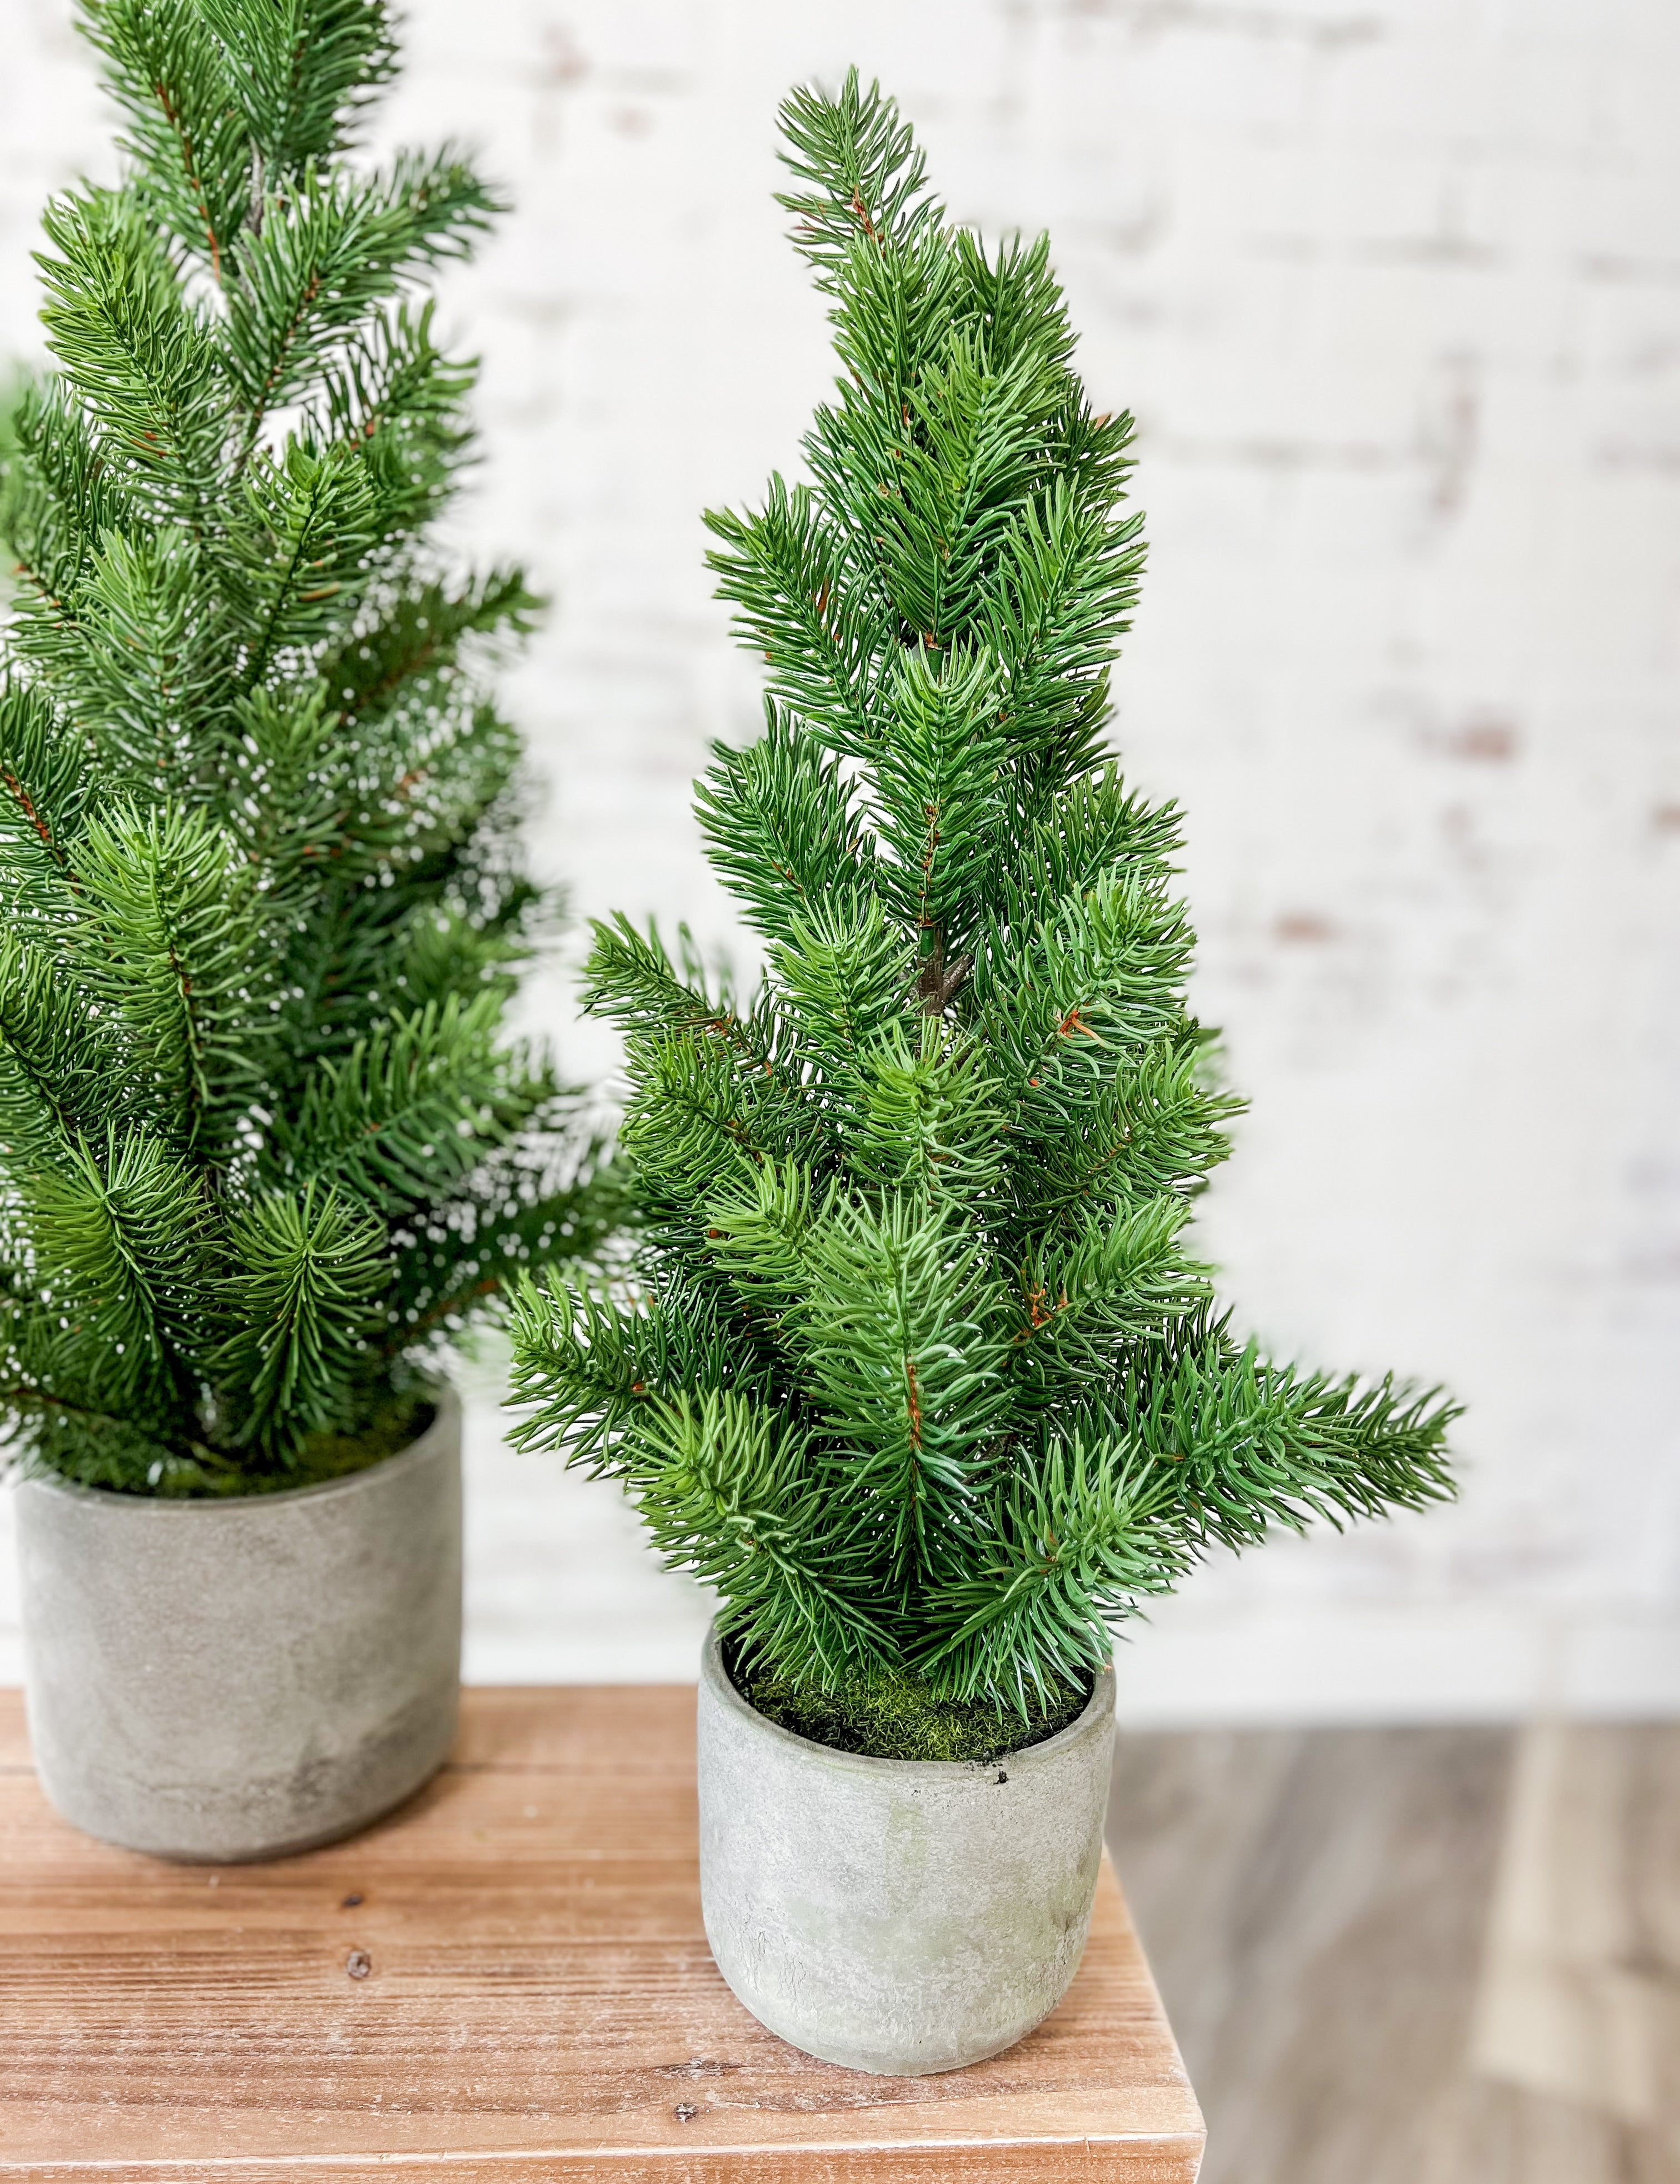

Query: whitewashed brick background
[{"left": 3, "top": 0, "right": 1678, "bottom": 1720}]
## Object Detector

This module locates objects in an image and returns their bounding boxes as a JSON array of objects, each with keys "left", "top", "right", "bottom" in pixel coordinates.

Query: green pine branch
[
  {"left": 693, "top": 704, "right": 877, "bottom": 948},
  {"left": 195, "top": 0, "right": 395, "bottom": 174},
  {"left": 212, "top": 1185, "right": 386, "bottom": 1451},
  {"left": 632, "top": 1390, "right": 888, "bottom": 1684},
  {"left": 74, "top": 801, "right": 269, "bottom": 1159}
]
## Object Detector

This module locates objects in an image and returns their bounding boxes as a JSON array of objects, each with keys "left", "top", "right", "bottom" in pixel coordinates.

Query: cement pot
[
  {"left": 15, "top": 1388, "right": 461, "bottom": 1863},
  {"left": 696, "top": 1625, "right": 1117, "bottom": 2076}
]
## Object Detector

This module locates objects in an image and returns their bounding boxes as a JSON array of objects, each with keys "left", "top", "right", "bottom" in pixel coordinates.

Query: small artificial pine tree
[
  {"left": 510, "top": 75, "right": 1456, "bottom": 1757},
  {"left": 0, "top": 0, "right": 613, "bottom": 1495}
]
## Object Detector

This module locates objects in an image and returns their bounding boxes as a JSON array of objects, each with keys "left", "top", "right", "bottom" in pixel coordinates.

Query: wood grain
[
  {"left": 1108, "top": 1727, "right": 1510, "bottom": 2184},
  {"left": 1471, "top": 1722, "right": 1680, "bottom": 2128},
  {"left": 1109, "top": 1725, "right": 1680, "bottom": 2184},
  {"left": 0, "top": 1688, "right": 1204, "bottom": 2182}
]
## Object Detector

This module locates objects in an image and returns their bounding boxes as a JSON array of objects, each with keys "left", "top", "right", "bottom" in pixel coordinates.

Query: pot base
[{"left": 51, "top": 1685, "right": 459, "bottom": 1866}]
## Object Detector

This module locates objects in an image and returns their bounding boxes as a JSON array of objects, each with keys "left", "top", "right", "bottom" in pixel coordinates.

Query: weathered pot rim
[
  {"left": 13, "top": 1382, "right": 459, "bottom": 1517},
  {"left": 701, "top": 1621, "right": 1116, "bottom": 1782}
]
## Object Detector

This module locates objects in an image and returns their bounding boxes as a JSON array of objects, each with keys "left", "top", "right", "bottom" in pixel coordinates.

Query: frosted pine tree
[{"left": 0, "top": 0, "right": 614, "bottom": 1493}]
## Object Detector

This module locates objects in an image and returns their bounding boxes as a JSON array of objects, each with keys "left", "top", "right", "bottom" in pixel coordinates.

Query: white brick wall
[{"left": 3, "top": 0, "right": 1679, "bottom": 1720}]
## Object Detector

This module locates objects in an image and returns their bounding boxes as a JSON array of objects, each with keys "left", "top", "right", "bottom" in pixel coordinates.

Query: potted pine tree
[
  {"left": 510, "top": 74, "right": 1456, "bottom": 2074},
  {"left": 0, "top": 0, "right": 611, "bottom": 1861}
]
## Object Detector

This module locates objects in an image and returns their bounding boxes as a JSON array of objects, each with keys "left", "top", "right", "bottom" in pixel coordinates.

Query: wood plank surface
[
  {"left": 1109, "top": 1725, "right": 1680, "bottom": 2184},
  {"left": 0, "top": 1688, "right": 1204, "bottom": 2182}
]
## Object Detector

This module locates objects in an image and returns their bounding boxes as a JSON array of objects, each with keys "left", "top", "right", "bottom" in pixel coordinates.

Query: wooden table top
[{"left": 0, "top": 1686, "right": 1205, "bottom": 2182}]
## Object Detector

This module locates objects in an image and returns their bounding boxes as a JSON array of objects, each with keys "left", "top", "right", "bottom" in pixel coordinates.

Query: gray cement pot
[
  {"left": 696, "top": 1626, "right": 1116, "bottom": 2075},
  {"left": 15, "top": 1388, "right": 461, "bottom": 1863}
]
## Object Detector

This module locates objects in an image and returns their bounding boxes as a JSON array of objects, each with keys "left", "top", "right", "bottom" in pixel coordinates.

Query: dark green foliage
[
  {"left": 0, "top": 0, "right": 613, "bottom": 1495},
  {"left": 509, "top": 73, "right": 1456, "bottom": 1730}
]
